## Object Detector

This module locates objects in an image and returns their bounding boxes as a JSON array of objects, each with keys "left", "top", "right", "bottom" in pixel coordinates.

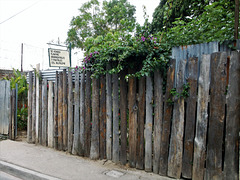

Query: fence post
[
  {"left": 90, "top": 77, "right": 100, "bottom": 160},
  {"left": 224, "top": 51, "right": 240, "bottom": 180},
  {"left": 192, "top": 55, "right": 210, "bottom": 180},
  {"left": 27, "top": 71, "right": 33, "bottom": 143},
  {"left": 32, "top": 72, "right": 36, "bottom": 143},
  {"left": 85, "top": 71, "right": 91, "bottom": 157},
  {"left": 72, "top": 70, "right": 80, "bottom": 155},
  {"left": 53, "top": 72, "right": 58, "bottom": 149},
  {"left": 68, "top": 70, "right": 73, "bottom": 153},
  {"left": 48, "top": 81, "right": 54, "bottom": 148},
  {"left": 80, "top": 72, "right": 85, "bottom": 156},
  {"left": 206, "top": 52, "right": 227, "bottom": 180},
  {"left": 145, "top": 76, "right": 153, "bottom": 172},
  {"left": 36, "top": 64, "right": 40, "bottom": 144},
  {"left": 62, "top": 69, "right": 68, "bottom": 151},
  {"left": 159, "top": 59, "right": 176, "bottom": 175},
  {"left": 58, "top": 72, "right": 63, "bottom": 150},
  {"left": 168, "top": 59, "right": 186, "bottom": 179},
  {"left": 42, "top": 79, "right": 48, "bottom": 146},
  {"left": 182, "top": 57, "right": 198, "bottom": 178},
  {"left": 112, "top": 73, "right": 119, "bottom": 163}
]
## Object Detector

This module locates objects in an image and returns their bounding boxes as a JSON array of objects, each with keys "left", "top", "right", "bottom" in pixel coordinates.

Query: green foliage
[
  {"left": 167, "top": 83, "right": 190, "bottom": 105},
  {"left": 17, "top": 105, "right": 28, "bottom": 130}
]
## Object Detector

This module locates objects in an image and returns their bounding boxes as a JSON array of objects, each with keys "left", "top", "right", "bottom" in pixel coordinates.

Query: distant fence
[{"left": 27, "top": 51, "right": 240, "bottom": 180}]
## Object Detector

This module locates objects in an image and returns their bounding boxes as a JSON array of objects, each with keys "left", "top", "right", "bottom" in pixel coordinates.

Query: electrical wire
[{"left": 0, "top": 0, "right": 40, "bottom": 25}]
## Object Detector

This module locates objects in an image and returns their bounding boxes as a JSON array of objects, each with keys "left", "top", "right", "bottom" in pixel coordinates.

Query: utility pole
[{"left": 21, "top": 43, "right": 23, "bottom": 72}]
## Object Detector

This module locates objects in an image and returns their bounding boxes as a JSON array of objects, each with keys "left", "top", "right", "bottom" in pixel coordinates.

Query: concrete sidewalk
[{"left": 0, "top": 140, "right": 173, "bottom": 180}]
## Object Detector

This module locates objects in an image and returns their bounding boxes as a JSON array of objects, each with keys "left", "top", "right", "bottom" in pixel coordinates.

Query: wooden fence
[{"left": 27, "top": 51, "right": 240, "bottom": 180}]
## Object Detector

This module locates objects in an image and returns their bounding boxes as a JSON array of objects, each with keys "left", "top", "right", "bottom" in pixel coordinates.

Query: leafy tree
[{"left": 67, "top": 0, "right": 136, "bottom": 50}]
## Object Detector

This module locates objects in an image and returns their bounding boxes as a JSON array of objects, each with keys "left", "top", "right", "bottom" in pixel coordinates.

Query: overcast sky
[{"left": 0, "top": 0, "right": 160, "bottom": 70}]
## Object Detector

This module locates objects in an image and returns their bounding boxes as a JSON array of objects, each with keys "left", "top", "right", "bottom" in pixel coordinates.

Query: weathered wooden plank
[
  {"left": 120, "top": 71, "right": 127, "bottom": 165},
  {"left": 72, "top": 70, "right": 80, "bottom": 155},
  {"left": 206, "top": 52, "right": 227, "bottom": 180},
  {"left": 42, "top": 79, "right": 48, "bottom": 146},
  {"left": 62, "top": 69, "right": 68, "bottom": 151},
  {"left": 182, "top": 57, "right": 198, "bottom": 178},
  {"left": 9, "top": 90, "right": 13, "bottom": 140},
  {"left": 99, "top": 74, "right": 106, "bottom": 159},
  {"left": 67, "top": 70, "right": 73, "bottom": 153},
  {"left": 36, "top": 64, "right": 40, "bottom": 144},
  {"left": 192, "top": 55, "right": 210, "bottom": 180},
  {"left": 85, "top": 71, "right": 91, "bottom": 157},
  {"left": 48, "top": 81, "right": 54, "bottom": 148},
  {"left": 106, "top": 65, "right": 112, "bottom": 160},
  {"left": 53, "top": 72, "right": 58, "bottom": 149},
  {"left": 153, "top": 70, "right": 163, "bottom": 174},
  {"left": 90, "top": 77, "right": 100, "bottom": 160},
  {"left": 39, "top": 80, "right": 42, "bottom": 145},
  {"left": 112, "top": 73, "right": 119, "bottom": 163},
  {"left": 27, "top": 71, "right": 33, "bottom": 143},
  {"left": 79, "top": 72, "right": 85, "bottom": 156},
  {"left": 145, "top": 76, "right": 153, "bottom": 172},
  {"left": 32, "top": 73, "right": 36, "bottom": 143},
  {"left": 128, "top": 76, "right": 137, "bottom": 167},
  {"left": 58, "top": 72, "right": 63, "bottom": 150},
  {"left": 224, "top": 51, "right": 240, "bottom": 180},
  {"left": 136, "top": 77, "right": 146, "bottom": 170},
  {"left": 159, "top": 59, "right": 176, "bottom": 175},
  {"left": 10, "top": 89, "right": 16, "bottom": 140},
  {"left": 168, "top": 59, "right": 186, "bottom": 179}
]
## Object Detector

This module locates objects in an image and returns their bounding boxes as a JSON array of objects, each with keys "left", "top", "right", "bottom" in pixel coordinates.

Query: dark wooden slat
[
  {"left": 224, "top": 51, "right": 240, "bottom": 180},
  {"left": 136, "top": 77, "right": 146, "bottom": 170},
  {"left": 120, "top": 71, "right": 127, "bottom": 165},
  {"left": 36, "top": 64, "right": 40, "bottom": 144},
  {"left": 90, "top": 77, "right": 100, "bottom": 160},
  {"left": 67, "top": 70, "right": 73, "bottom": 153},
  {"left": 62, "top": 69, "right": 68, "bottom": 151},
  {"left": 159, "top": 59, "right": 176, "bottom": 175},
  {"left": 42, "top": 79, "right": 48, "bottom": 146},
  {"left": 192, "top": 55, "right": 210, "bottom": 180},
  {"left": 39, "top": 80, "right": 42, "bottom": 145},
  {"left": 85, "top": 71, "right": 91, "bottom": 157},
  {"left": 206, "top": 52, "right": 227, "bottom": 180},
  {"left": 32, "top": 73, "right": 36, "bottom": 143},
  {"left": 72, "top": 70, "right": 79, "bottom": 155},
  {"left": 99, "top": 75, "right": 106, "bottom": 159},
  {"left": 168, "top": 59, "right": 186, "bottom": 179},
  {"left": 79, "top": 72, "right": 85, "bottom": 156},
  {"left": 53, "top": 72, "right": 58, "bottom": 149},
  {"left": 145, "top": 76, "right": 153, "bottom": 172},
  {"left": 58, "top": 72, "right": 63, "bottom": 150},
  {"left": 112, "top": 73, "right": 119, "bottom": 163},
  {"left": 27, "top": 71, "right": 33, "bottom": 143},
  {"left": 182, "top": 57, "right": 198, "bottom": 178},
  {"left": 106, "top": 65, "right": 112, "bottom": 160},
  {"left": 153, "top": 70, "right": 163, "bottom": 174},
  {"left": 128, "top": 76, "right": 137, "bottom": 167}
]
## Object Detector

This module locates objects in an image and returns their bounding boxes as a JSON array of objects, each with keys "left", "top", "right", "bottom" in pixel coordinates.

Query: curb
[{"left": 0, "top": 160, "right": 61, "bottom": 180}]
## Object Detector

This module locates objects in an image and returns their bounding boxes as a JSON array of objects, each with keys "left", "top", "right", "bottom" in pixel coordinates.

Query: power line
[{"left": 0, "top": 0, "right": 40, "bottom": 25}]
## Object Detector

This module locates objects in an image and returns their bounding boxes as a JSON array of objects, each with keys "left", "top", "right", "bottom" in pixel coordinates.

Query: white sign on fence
[{"left": 48, "top": 49, "right": 70, "bottom": 67}]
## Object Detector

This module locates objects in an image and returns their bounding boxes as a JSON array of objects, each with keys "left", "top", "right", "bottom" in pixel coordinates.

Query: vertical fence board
[
  {"left": 85, "top": 71, "right": 91, "bottom": 157},
  {"left": 159, "top": 59, "right": 176, "bottom": 175},
  {"left": 128, "top": 76, "right": 137, "bottom": 167},
  {"left": 112, "top": 73, "right": 119, "bottom": 163},
  {"left": 36, "top": 64, "right": 40, "bottom": 143},
  {"left": 136, "top": 77, "right": 146, "bottom": 170},
  {"left": 192, "top": 55, "right": 211, "bottom": 180},
  {"left": 90, "top": 77, "right": 100, "bottom": 160},
  {"left": 99, "top": 75, "right": 106, "bottom": 159},
  {"left": 153, "top": 70, "right": 163, "bottom": 174},
  {"left": 53, "top": 72, "right": 58, "bottom": 149},
  {"left": 106, "top": 65, "right": 112, "bottom": 160},
  {"left": 206, "top": 52, "right": 227, "bottom": 180},
  {"left": 68, "top": 70, "right": 73, "bottom": 153},
  {"left": 39, "top": 80, "right": 42, "bottom": 145},
  {"left": 120, "top": 71, "right": 127, "bottom": 165},
  {"left": 48, "top": 81, "right": 54, "bottom": 148},
  {"left": 58, "top": 72, "right": 63, "bottom": 150},
  {"left": 72, "top": 70, "right": 80, "bottom": 155},
  {"left": 62, "top": 69, "right": 68, "bottom": 151},
  {"left": 224, "top": 51, "right": 240, "bottom": 180},
  {"left": 145, "top": 76, "right": 153, "bottom": 172},
  {"left": 42, "top": 79, "right": 48, "bottom": 146},
  {"left": 32, "top": 73, "right": 36, "bottom": 143},
  {"left": 182, "top": 57, "right": 198, "bottom": 178},
  {"left": 168, "top": 59, "right": 186, "bottom": 179},
  {"left": 27, "top": 71, "right": 33, "bottom": 143},
  {"left": 80, "top": 72, "right": 85, "bottom": 156}
]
